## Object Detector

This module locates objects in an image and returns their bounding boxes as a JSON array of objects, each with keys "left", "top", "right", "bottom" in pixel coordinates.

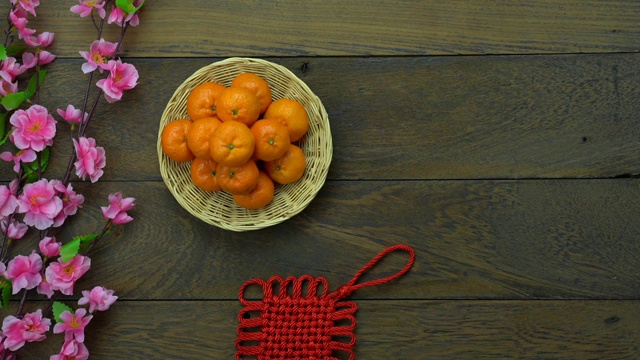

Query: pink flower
[
  {"left": 101, "top": 192, "right": 135, "bottom": 224},
  {"left": 22, "top": 51, "right": 38, "bottom": 69},
  {"left": 9, "top": 9, "right": 29, "bottom": 31},
  {"left": 79, "top": 38, "right": 117, "bottom": 73},
  {"left": 24, "top": 31, "right": 54, "bottom": 47},
  {"left": 22, "top": 50, "right": 55, "bottom": 67},
  {"left": 2, "top": 309, "right": 50, "bottom": 351},
  {"left": 0, "top": 57, "right": 27, "bottom": 83},
  {"left": 52, "top": 182, "right": 84, "bottom": 227},
  {"left": 11, "top": 0, "right": 40, "bottom": 17},
  {"left": 2, "top": 219, "right": 28, "bottom": 240},
  {"left": 17, "top": 26, "right": 36, "bottom": 41},
  {"left": 36, "top": 278, "right": 54, "bottom": 298},
  {"left": 5, "top": 253, "right": 43, "bottom": 294},
  {"left": 0, "top": 148, "right": 37, "bottom": 173},
  {"left": 16, "top": 179, "right": 64, "bottom": 230},
  {"left": 96, "top": 60, "right": 138, "bottom": 103},
  {"left": 78, "top": 286, "right": 117, "bottom": 313},
  {"left": 57, "top": 104, "right": 88, "bottom": 125},
  {"left": 70, "top": 0, "right": 106, "bottom": 19},
  {"left": 39, "top": 236, "right": 61, "bottom": 257},
  {"left": 51, "top": 338, "right": 90, "bottom": 360},
  {"left": 9, "top": 179, "right": 20, "bottom": 195},
  {"left": 45, "top": 255, "right": 91, "bottom": 296},
  {"left": 73, "top": 137, "right": 106, "bottom": 183},
  {"left": 0, "top": 79, "right": 18, "bottom": 96},
  {"left": 52, "top": 308, "right": 92, "bottom": 343},
  {"left": 9, "top": 179, "right": 19, "bottom": 195},
  {"left": 0, "top": 185, "right": 18, "bottom": 217},
  {"left": 107, "top": 1, "right": 140, "bottom": 27},
  {"left": 38, "top": 50, "right": 56, "bottom": 65},
  {"left": 9, "top": 105, "right": 57, "bottom": 151},
  {"left": 9, "top": 9, "right": 28, "bottom": 31}
]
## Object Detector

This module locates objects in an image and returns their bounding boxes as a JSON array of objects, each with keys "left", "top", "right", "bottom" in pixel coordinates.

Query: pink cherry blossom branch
[
  {"left": 61, "top": 19, "right": 132, "bottom": 186},
  {"left": 0, "top": 1, "right": 142, "bottom": 358},
  {"left": 77, "top": 20, "right": 130, "bottom": 138}
]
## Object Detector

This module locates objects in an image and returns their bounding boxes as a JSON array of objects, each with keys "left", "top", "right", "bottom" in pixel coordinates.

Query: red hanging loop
[{"left": 330, "top": 244, "right": 415, "bottom": 300}]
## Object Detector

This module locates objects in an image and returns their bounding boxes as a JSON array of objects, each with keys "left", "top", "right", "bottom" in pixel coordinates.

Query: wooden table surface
[{"left": 2, "top": 1, "right": 640, "bottom": 359}]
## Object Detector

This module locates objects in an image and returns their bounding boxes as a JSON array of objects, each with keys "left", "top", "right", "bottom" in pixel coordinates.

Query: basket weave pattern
[{"left": 158, "top": 58, "right": 332, "bottom": 231}]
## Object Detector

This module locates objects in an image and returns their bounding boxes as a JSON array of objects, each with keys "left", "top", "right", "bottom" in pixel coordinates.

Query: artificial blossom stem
[
  {"left": 15, "top": 288, "right": 29, "bottom": 316},
  {"left": 85, "top": 220, "right": 112, "bottom": 256},
  {"left": 2, "top": 4, "right": 15, "bottom": 48}
]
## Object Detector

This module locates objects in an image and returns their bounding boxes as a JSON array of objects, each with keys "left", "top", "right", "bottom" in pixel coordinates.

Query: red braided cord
[
  {"left": 330, "top": 244, "right": 415, "bottom": 299},
  {"left": 236, "top": 245, "right": 415, "bottom": 359}
]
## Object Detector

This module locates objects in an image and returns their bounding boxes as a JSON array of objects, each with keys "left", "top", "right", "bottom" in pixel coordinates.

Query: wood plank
[
  {"left": 15, "top": 300, "right": 640, "bottom": 359},
  {"left": 1, "top": 55, "right": 639, "bottom": 182},
  {"left": 13, "top": 1, "right": 640, "bottom": 57},
  {"left": 9, "top": 179, "right": 640, "bottom": 300}
]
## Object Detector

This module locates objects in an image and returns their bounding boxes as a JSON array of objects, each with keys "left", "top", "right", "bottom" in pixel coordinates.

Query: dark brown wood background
[{"left": 1, "top": 1, "right": 639, "bottom": 359}]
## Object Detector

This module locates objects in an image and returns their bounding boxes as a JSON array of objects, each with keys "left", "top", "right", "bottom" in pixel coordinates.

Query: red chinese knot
[{"left": 236, "top": 244, "right": 416, "bottom": 360}]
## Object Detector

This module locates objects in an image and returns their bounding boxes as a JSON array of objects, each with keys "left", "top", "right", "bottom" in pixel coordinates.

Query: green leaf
[
  {"left": 0, "top": 133, "right": 10, "bottom": 147},
  {"left": 60, "top": 233, "right": 100, "bottom": 261},
  {"left": 0, "top": 92, "right": 26, "bottom": 110},
  {"left": 23, "top": 156, "right": 39, "bottom": 172},
  {"left": 52, "top": 301, "right": 74, "bottom": 323},
  {"left": 60, "top": 238, "right": 81, "bottom": 262},
  {"left": 40, "top": 147, "right": 50, "bottom": 172},
  {"left": 24, "top": 172, "right": 38, "bottom": 184},
  {"left": 0, "top": 113, "right": 12, "bottom": 146},
  {"left": 0, "top": 112, "right": 6, "bottom": 141},
  {"left": 0, "top": 280, "right": 11, "bottom": 310},
  {"left": 0, "top": 135, "right": 9, "bottom": 147},
  {"left": 21, "top": 147, "right": 51, "bottom": 179},
  {"left": 116, "top": 0, "right": 144, "bottom": 14},
  {"left": 5, "top": 44, "right": 26, "bottom": 56},
  {"left": 0, "top": 45, "right": 6, "bottom": 61},
  {"left": 21, "top": 153, "right": 40, "bottom": 183},
  {"left": 77, "top": 233, "right": 102, "bottom": 254},
  {"left": 25, "top": 70, "right": 47, "bottom": 99}
]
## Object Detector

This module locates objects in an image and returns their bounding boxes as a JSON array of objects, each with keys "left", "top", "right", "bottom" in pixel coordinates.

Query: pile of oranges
[{"left": 160, "top": 72, "right": 309, "bottom": 210}]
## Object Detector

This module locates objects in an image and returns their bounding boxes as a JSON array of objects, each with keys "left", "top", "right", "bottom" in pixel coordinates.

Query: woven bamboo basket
[{"left": 158, "top": 58, "right": 332, "bottom": 231}]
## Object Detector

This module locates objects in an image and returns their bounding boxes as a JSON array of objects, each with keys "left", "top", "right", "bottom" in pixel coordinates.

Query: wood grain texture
[
  {"left": 15, "top": 300, "right": 640, "bottom": 359},
  {"left": 9, "top": 179, "right": 639, "bottom": 301},
  {"left": 0, "top": 3, "right": 638, "bottom": 359},
  {"left": 1, "top": 55, "right": 639, "bottom": 182},
  {"left": 14, "top": 0, "right": 640, "bottom": 57}
]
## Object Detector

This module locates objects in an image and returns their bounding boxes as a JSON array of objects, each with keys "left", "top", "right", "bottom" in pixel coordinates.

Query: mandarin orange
[
  {"left": 190, "top": 158, "right": 221, "bottom": 191},
  {"left": 186, "top": 82, "right": 226, "bottom": 120},
  {"left": 161, "top": 118, "right": 195, "bottom": 162},
  {"left": 215, "top": 87, "right": 261, "bottom": 126},
  {"left": 231, "top": 72, "right": 272, "bottom": 115},
  {"left": 264, "top": 144, "right": 306, "bottom": 184},
  {"left": 216, "top": 160, "right": 260, "bottom": 195},
  {"left": 263, "top": 98, "right": 309, "bottom": 142},
  {"left": 233, "top": 171, "right": 275, "bottom": 209},
  {"left": 209, "top": 120, "right": 255, "bottom": 166},
  {"left": 186, "top": 116, "right": 222, "bottom": 160},
  {"left": 250, "top": 118, "right": 290, "bottom": 161}
]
